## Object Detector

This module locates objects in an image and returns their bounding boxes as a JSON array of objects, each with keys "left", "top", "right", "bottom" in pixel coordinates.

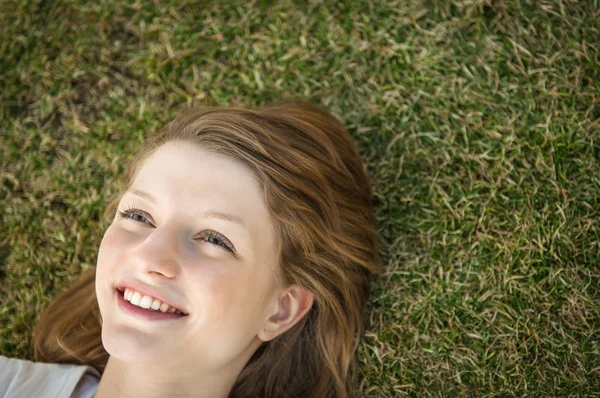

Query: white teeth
[
  {"left": 139, "top": 295, "right": 153, "bottom": 309},
  {"left": 122, "top": 287, "right": 184, "bottom": 315},
  {"left": 130, "top": 292, "right": 142, "bottom": 306}
]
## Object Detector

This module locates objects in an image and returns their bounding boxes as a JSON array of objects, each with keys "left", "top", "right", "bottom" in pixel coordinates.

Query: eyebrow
[{"left": 127, "top": 189, "right": 247, "bottom": 229}]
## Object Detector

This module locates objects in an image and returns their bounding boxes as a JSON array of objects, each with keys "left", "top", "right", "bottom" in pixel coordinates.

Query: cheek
[
  {"left": 188, "top": 265, "right": 244, "bottom": 310},
  {"left": 96, "top": 224, "right": 132, "bottom": 274},
  {"left": 189, "top": 265, "right": 274, "bottom": 327}
]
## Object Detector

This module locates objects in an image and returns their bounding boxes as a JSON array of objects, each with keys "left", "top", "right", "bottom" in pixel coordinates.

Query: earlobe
[{"left": 258, "top": 286, "right": 314, "bottom": 342}]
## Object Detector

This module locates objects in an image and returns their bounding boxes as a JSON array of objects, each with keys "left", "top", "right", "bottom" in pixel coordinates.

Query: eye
[
  {"left": 198, "top": 230, "right": 235, "bottom": 253},
  {"left": 117, "top": 206, "right": 152, "bottom": 225},
  {"left": 117, "top": 206, "right": 236, "bottom": 254}
]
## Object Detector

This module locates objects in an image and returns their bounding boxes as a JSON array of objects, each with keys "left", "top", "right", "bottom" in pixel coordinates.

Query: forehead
[{"left": 131, "top": 141, "right": 270, "bottom": 232}]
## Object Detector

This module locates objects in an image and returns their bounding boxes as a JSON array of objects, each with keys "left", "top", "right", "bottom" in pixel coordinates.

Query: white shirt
[{"left": 0, "top": 355, "right": 100, "bottom": 398}]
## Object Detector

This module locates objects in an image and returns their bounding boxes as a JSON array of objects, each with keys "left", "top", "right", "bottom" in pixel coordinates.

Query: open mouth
[{"left": 116, "top": 288, "right": 188, "bottom": 320}]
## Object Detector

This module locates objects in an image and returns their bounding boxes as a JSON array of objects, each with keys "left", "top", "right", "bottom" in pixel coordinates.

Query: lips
[
  {"left": 116, "top": 281, "right": 189, "bottom": 315},
  {"left": 116, "top": 289, "right": 186, "bottom": 321}
]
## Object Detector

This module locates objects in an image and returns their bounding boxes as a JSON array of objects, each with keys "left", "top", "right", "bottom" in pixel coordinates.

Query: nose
[{"left": 134, "top": 223, "right": 181, "bottom": 279}]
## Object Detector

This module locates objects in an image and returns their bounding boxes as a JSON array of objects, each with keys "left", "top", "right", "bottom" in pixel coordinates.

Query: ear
[{"left": 258, "top": 285, "right": 314, "bottom": 342}]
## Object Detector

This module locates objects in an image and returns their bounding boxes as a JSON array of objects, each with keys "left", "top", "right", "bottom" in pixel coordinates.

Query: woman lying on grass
[{"left": 1, "top": 100, "right": 381, "bottom": 398}]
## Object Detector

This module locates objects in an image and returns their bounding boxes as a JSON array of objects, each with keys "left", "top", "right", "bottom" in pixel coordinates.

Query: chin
[
  {"left": 101, "top": 324, "right": 165, "bottom": 363},
  {"left": 98, "top": 303, "right": 166, "bottom": 363}
]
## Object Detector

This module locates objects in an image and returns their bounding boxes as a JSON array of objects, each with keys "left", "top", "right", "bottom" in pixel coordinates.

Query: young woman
[{"left": 1, "top": 100, "right": 381, "bottom": 397}]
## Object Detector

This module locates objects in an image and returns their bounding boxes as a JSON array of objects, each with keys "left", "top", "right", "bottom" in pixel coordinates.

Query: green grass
[{"left": 1, "top": 0, "right": 599, "bottom": 396}]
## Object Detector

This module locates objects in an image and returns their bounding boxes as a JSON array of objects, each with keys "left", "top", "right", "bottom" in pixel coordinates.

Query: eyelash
[{"left": 117, "top": 206, "right": 236, "bottom": 254}]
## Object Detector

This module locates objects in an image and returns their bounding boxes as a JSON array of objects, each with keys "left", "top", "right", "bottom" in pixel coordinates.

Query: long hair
[{"left": 33, "top": 99, "right": 382, "bottom": 397}]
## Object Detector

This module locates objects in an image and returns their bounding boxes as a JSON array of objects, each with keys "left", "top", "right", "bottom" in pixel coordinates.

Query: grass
[{"left": 1, "top": 0, "right": 599, "bottom": 396}]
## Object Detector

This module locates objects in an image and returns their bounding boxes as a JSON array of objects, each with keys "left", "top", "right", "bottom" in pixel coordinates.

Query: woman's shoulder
[{"left": 0, "top": 355, "right": 100, "bottom": 398}]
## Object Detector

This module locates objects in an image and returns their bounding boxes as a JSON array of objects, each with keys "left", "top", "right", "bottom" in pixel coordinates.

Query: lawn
[{"left": 1, "top": 0, "right": 599, "bottom": 396}]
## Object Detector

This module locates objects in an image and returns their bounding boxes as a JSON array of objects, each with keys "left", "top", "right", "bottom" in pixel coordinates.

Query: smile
[
  {"left": 115, "top": 289, "right": 188, "bottom": 321},
  {"left": 122, "top": 288, "right": 185, "bottom": 315}
]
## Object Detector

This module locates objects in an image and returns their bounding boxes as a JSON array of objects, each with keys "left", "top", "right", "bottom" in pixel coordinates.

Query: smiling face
[{"left": 95, "top": 140, "right": 281, "bottom": 372}]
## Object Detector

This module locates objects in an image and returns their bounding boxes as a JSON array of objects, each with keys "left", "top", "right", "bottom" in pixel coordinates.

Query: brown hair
[{"left": 33, "top": 99, "right": 382, "bottom": 397}]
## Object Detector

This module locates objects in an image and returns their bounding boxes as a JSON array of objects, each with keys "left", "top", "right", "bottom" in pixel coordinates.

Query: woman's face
[{"left": 95, "top": 140, "right": 281, "bottom": 371}]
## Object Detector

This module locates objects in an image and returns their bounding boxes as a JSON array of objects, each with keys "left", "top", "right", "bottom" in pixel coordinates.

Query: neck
[{"left": 94, "top": 355, "right": 239, "bottom": 398}]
